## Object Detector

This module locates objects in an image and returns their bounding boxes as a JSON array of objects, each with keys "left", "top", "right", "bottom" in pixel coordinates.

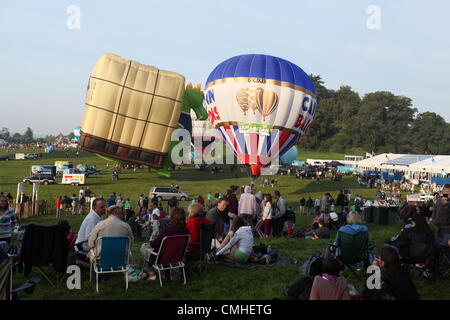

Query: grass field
[{"left": 1, "top": 149, "right": 449, "bottom": 300}]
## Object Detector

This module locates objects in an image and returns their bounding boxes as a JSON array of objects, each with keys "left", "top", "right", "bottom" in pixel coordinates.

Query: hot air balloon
[
  {"left": 79, "top": 53, "right": 206, "bottom": 176},
  {"left": 204, "top": 54, "right": 317, "bottom": 176},
  {"left": 280, "top": 146, "right": 298, "bottom": 165},
  {"left": 191, "top": 108, "right": 217, "bottom": 157}
]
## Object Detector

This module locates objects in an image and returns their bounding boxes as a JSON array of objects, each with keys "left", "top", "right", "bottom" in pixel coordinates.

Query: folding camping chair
[
  {"left": 187, "top": 223, "right": 215, "bottom": 276},
  {"left": 329, "top": 231, "right": 373, "bottom": 282},
  {"left": 147, "top": 234, "right": 190, "bottom": 288},
  {"left": 19, "top": 224, "right": 69, "bottom": 287},
  {"left": 438, "top": 242, "right": 450, "bottom": 277},
  {"left": 89, "top": 236, "right": 131, "bottom": 292},
  {"left": 402, "top": 237, "right": 435, "bottom": 280}
]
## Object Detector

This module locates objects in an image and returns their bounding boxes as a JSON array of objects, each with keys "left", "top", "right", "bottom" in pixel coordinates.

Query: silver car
[{"left": 149, "top": 186, "right": 188, "bottom": 201}]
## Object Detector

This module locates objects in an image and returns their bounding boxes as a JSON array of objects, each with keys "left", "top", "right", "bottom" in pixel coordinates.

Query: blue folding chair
[{"left": 89, "top": 236, "right": 130, "bottom": 292}]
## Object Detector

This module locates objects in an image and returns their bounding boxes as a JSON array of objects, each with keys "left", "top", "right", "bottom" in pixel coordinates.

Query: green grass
[
  {"left": 2, "top": 150, "right": 450, "bottom": 300},
  {"left": 296, "top": 150, "right": 347, "bottom": 161}
]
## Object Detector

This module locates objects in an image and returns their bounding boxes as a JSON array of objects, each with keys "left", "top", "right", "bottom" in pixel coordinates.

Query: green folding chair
[{"left": 330, "top": 231, "right": 374, "bottom": 282}]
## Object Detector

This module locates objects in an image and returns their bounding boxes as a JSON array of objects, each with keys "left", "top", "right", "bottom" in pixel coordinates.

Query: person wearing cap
[{"left": 88, "top": 205, "right": 134, "bottom": 261}]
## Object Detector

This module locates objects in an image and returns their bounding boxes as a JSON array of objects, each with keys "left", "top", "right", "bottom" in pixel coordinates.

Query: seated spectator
[
  {"left": 363, "top": 247, "right": 419, "bottom": 300},
  {"left": 284, "top": 256, "right": 323, "bottom": 300},
  {"left": 313, "top": 219, "right": 330, "bottom": 240},
  {"left": 309, "top": 257, "right": 350, "bottom": 300},
  {"left": 143, "top": 208, "right": 189, "bottom": 280},
  {"left": 334, "top": 211, "right": 368, "bottom": 248},
  {"left": 75, "top": 198, "right": 105, "bottom": 252},
  {"left": 319, "top": 209, "right": 331, "bottom": 227},
  {"left": 0, "top": 195, "right": 17, "bottom": 244},
  {"left": 216, "top": 216, "right": 253, "bottom": 263},
  {"left": 186, "top": 203, "right": 210, "bottom": 253},
  {"left": 87, "top": 205, "right": 134, "bottom": 262},
  {"left": 386, "top": 213, "right": 434, "bottom": 260},
  {"left": 58, "top": 220, "right": 77, "bottom": 252},
  {"left": 124, "top": 210, "right": 143, "bottom": 241},
  {"left": 206, "top": 198, "right": 228, "bottom": 241},
  {"left": 217, "top": 215, "right": 248, "bottom": 251}
]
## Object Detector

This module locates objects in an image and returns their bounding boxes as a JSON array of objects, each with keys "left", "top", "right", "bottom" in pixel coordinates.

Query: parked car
[
  {"left": 149, "top": 186, "right": 189, "bottom": 201},
  {"left": 0, "top": 155, "right": 9, "bottom": 161},
  {"left": 23, "top": 173, "right": 55, "bottom": 185},
  {"left": 278, "top": 165, "right": 291, "bottom": 175},
  {"left": 24, "top": 153, "right": 39, "bottom": 159}
]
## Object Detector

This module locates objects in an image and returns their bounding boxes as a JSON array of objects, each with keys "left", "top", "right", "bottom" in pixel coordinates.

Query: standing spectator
[
  {"left": 335, "top": 190, "right": 348, "bottom": 215},
  {"left": 227, "top": 186, "right": 240, "bottom": 222},
  {"left": 306, "top": 196, "right": 314, "bottom": 215},
  {"left": 256, "top": 194, "right": 273, "bottom": 238},
  {"left": 272, "top": 190, "right": 286, "bottom": 237},
  {"left": 238, "top": 186, "right": 257, "bottom": 225},
  {"left": 116, "top": 194, "right": 123, "bottom": 208},
  {"left": 79, "top": 187, "right": 85, "bottom": 202},
  {"left": 168, "top": 196, "right": 178, "bottom": 213},
  {"left": 207, "top": 192, "right": 213, "bottom": 208},
  {"left": 299, "top": 196, "right": 306, "bottom": 216},
  {"left": 55, "top": 196, "right": 63, "bottom": 218},
  {"left": 71, "top": 194, "right": 79, "bottom": 215},
  {"left": 320, "top": 193, "right": 329, "bottom": 213},
  {"left": 107, "top": 194, "right": 115, "bottom": 208},
  {"left": 124, "top": 198, "right": 132, "bottom": 217},
  {"left": 84, "top": 187, "right": 92, "bottom": 207},
  {"left": 0, "top": 195, "right": 17, "bottom": 244},
  {"left": 314, "top": 197, "right": 321, "bottom": 215}
]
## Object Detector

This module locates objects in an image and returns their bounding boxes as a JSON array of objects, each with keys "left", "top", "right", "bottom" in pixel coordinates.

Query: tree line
[
  {"left": 298, "top": 75, "right": 450, "bottom": 155},
  {"left": 0, "top": 127, "right": 74, "bottom": 144}
]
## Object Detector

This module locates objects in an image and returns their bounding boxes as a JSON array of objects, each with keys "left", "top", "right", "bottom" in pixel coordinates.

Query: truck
[
  {"left": 55, "top": 161, "right": 73, "bottom": 174},
  {"left": 76, "top": 164, "right": 100, "bottom": 176},
  {"left": 31, "top": 165, "right": 56, "bottom": 177},
  {"left": 61, "top": 173, "right": 85, "bottom": 186}
]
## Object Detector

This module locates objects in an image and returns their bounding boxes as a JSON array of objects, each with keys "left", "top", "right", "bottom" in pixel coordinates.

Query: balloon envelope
[
  {"left": 280, "top": 146, "right": 298, "bottom": 165},
  {"left": 80, "top": 53, "right": 185, "bottom": 168},
  {"left": 204, "top": 54, "right": 316, "bottom": 174}
]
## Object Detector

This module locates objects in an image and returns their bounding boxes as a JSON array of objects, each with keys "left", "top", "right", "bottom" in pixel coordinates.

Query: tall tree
[
  {"left": 24, "top": 127, "right": 34, "bottom": 141},
  {"left": 409, "top": 112, "right": 450, "bottom": 154}
]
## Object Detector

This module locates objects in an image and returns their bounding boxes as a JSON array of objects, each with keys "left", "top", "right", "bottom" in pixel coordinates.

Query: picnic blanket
[{"left": 218, "top": 253, "right": 291, "bottom": 269}]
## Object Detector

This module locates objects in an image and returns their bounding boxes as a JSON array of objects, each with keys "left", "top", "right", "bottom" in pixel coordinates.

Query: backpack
[{"left": 300, "top": 252, "right": 324, "bottom": 276}]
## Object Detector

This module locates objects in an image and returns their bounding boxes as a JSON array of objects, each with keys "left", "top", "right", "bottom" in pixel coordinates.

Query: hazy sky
[{"left": 1, "top": 0, "right": 449, "bottom": 136}]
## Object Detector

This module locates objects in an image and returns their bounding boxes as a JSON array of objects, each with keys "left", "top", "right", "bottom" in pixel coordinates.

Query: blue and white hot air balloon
[
  {"left": 204, "top": 54, "right": 317, "bottom": 176},
  {"left": 280, "top": 146, "right": 298, "bottom": 165}
]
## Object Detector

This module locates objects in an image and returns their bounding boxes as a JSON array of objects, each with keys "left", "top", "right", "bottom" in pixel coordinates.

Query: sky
[{"left": 1, "top": 0, "right": 449, "bottom": 136}]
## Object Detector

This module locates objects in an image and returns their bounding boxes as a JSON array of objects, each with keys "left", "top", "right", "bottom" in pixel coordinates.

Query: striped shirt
[{"left": 0, "top": 207, "right": 17, "bottom": 239}]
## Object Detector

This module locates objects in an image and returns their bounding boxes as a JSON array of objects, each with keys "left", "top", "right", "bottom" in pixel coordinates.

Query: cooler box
[
  {"left": 362, "top": 207, "right": 373, "bottom": 224},
  {"left": 387, "top": 207, "right": 400, "bottom": 225},
  {"left": 373, "top": 207, "right": 389, "bottom": 225}
]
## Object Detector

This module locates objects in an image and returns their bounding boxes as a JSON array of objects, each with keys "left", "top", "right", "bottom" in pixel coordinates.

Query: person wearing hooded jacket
[{"left": 238, "top": 186, "right": 257, "bottom": 225}]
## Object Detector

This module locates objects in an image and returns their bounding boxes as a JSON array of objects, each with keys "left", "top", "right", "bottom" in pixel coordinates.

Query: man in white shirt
[{"left": 76, "top": 198, "right": 106, "bottom": 252}]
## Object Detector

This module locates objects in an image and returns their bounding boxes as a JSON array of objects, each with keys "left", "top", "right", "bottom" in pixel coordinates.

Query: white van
[{"left": 62, "top": 173, "right": 85, "bottom": 186}]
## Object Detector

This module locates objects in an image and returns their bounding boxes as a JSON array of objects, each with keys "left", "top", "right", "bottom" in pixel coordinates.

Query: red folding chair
[{"left": 149, "top": 234, "right": 190, "bottom": 287}]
